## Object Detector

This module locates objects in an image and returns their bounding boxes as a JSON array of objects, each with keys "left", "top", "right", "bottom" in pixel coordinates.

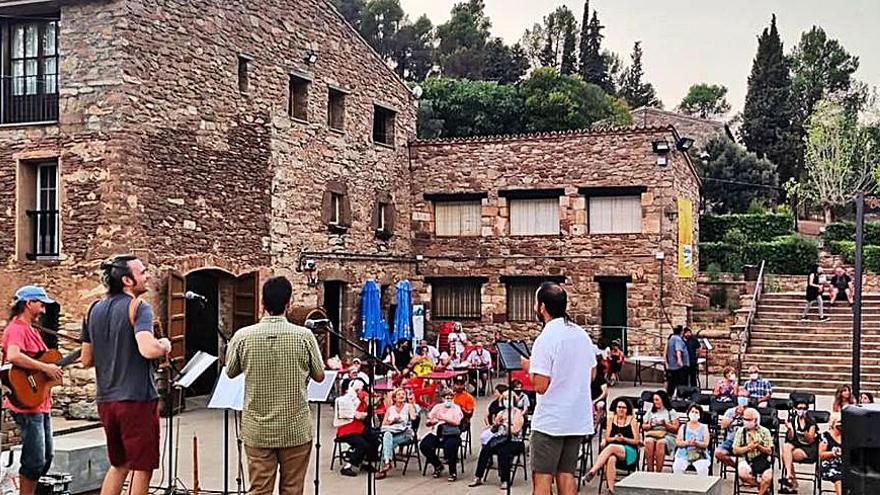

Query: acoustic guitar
[{"left": 1, "top": 348, "right": 81, "bottom": 409}]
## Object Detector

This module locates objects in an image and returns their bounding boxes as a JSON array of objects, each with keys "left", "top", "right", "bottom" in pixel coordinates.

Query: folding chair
[
  {"left": 597, "top": 448, "right": 640, "bottom": 494},
  {"left": 480, "top": 440, "right": 528, "bottom": 484},
  {"left": 779, "top": 411, "right": 829, "bottom": 494},
  {"left": 330, "top": 437, "right": 352, "bottom": 470},
  {"left": 733, "top": 453, "right": 777, "bottom": 495},
  {"left": 577, "top": 434, "right": 595, "bottom": 488},
  {"left": 676, "top": 385, "right": 700, "bottom": 402},
  {"left": 393, "top": 416, "right": 422, "bottom": 475}
]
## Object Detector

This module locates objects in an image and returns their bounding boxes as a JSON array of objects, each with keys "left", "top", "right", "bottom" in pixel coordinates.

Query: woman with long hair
[
  {"left": 377, "top": 388, "right": 418, "bottom": 479},
  {"left": 642, "top": 390, "right": 679, "bottom": 472},
  {"left": 585, "top": 397, "right": 641, "bottom": 493},
  {"left": 833, "top": 384, "right": 854, "bottom": 412},
  {"left": 801, "top": 264, "right": 829, "bottom": 321}
]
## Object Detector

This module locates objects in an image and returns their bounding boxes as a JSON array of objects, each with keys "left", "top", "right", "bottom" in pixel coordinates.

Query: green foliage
[
  {"left": 830, "top": 241, "right": 880, "bottom": 272},
  {"left": 746, "top": 199, "right": 767, "bottom": 215},
  {"left": 417, "top": 78, "right": 525, "bottom": 139},
  {"left": 619, "top": 42, "right": 662, "bottom": 109},
  {"left": 579, "top": 9, "right": 613, "bottom": 93},
  {"left": 823, "top": 222, "right": 880, "bottom": 246},
  {"left": 436, "top": 0, "right": 492, "bottom": 80},
  {"left": 483, "top": 39, "right": 529, "bottom": 84},
  {"left": 706, "top": 262, "right": 722, "bottom": 282},
  {"left": 678, "top": 83, "right": 731, "bottom": 119},
  {"left": 520, "top": 68, "right": 626, "bottom": 132},
  {"left": 698, "top": 236, "right": 818, "bottom": 275},
  {"left": 699, "top": 136, "right": 779, "bottom": 213},
  {"left": 700, "top": 213, "right": 793, "bottom": 243},
  {"left": 741, "top": 15, "right": 802, "bottom": 184},
  {"left": 790, "top": 26, "right": 861, "bottom": 126}
]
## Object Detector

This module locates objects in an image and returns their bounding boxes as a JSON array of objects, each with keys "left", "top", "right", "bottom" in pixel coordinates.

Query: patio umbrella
[
  {"left": 360, "top": 279, "right": 390, "bottom": 354},
  {"left": 392, "top": 280, "right": 414, "bottom": 344}
]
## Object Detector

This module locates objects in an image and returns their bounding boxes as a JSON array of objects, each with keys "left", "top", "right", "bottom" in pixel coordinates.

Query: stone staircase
[{"left": 741, "top": 292, "right": 880, "bottom": 396}]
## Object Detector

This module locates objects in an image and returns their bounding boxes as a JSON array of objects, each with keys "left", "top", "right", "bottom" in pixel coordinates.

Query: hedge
[
  {"left": 701, "top": 214, "right": 794, "bottom": 243},
  {"left": 823, "top": 222, "right": 880, "bottom": 245},
  {"left": 698, "top": 235, "right": 818, "bottom": 275},
  {"left": 830, "top": 240, "right": 880, "bottom": 272}
]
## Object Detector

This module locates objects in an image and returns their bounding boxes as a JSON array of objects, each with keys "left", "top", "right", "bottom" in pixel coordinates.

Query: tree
[
  {"left": 521, "top": 67, "right": 630, "bottom": 132},
  {"left": 741, "top": 15, "right": 802, "bottom": 185},
  {"left": 332, "top": 0, "right": 366, "bottom": 30},
  {"left": 678, "top": 83, "right": 732, "bottom": 119},
  {"left": 619, "top": 41, "right": 662, "bottom": 109},
  {"left": 522, "top": 6, "right": 577, "bottom": 73},
  {"left": 436, "top": 0, "right": 492, "bottom": 79},
  {"left": 699, "top": 136, "right": 779, "bottom": 213},
  {"left": 360, "top": 0, "right": 404, "bottom": 61},
  {"left": 786, "top": 100, "right": 877, "bottom": 224},
  {"left": 483, "top": 39, "right": 529, "bottom": 84},
  {"left": 560, "top": 19, "right": 578, "bottom": 75},
  {"left": 577, "top": 0, "right": 590, "bottom": 80},
  {"left": 579, "top": 10, "right": 612, "bottom": 93},
  {"left": 392, "top": 15, "right": 435, "bottom": 81},
  {"left": 790, "top": 26, "right": 860, "bottom": 125},
  {"left": 417, "top": 77, "right": 525, "bottom": 138}
]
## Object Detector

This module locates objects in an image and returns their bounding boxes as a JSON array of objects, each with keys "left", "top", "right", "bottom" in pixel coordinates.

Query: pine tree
[
  {"left": 741, "top": 15, "right": 802, "bottom": 184},
  {"left": 560, "top": 21, "right": 577, "bottom": 75},
  {"left": 577, "top": 0, "right": 590, "bottom": 78},
  {"left": 619, "top": 41, "right": 661, "bottom": 108},
  {"left": 580, "top": 10, "right": 611, "bottom": 93},
  {"left": 539, "top": 16, "right": 557, "bottom": 68}
]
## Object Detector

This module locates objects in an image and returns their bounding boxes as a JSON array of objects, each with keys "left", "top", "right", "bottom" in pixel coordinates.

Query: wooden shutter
[
  {"left": 233, "top": 272, "right": 260, "bottom": 333},
  {"left": 386, "top": 202, "right": 396, "bottom": 234},
  {"left": 321, "top": 190, "right": 333, "bottom": 224},
  {"left": 341, "top": 193, "right": 352, "bottom": 227},
  {"left": 166, "top": 271, "right": 186, "bottom": 369}
]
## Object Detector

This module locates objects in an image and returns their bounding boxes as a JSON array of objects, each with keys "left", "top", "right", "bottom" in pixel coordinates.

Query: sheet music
[
  {"left": 308, "top": 370, "right": 338, "bottom": 403},
  {"left": 703, "top": 338, "right": 713, "bottom": 351},
  {"left": 174, "top": 351, "right": 218, "bottom": 388},
  {"left": 208, "top": 366, "right": 245, "bottom": 411},
  {"left": 495, "top": 342, "right": 525, "bottom": 371}
]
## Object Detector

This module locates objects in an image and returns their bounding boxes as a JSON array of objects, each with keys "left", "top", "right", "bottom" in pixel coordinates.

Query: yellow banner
[{"left": 678, "top": 198, "right": 694, "bottom": 278}]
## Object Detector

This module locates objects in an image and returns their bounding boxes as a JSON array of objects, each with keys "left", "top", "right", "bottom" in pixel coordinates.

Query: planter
[{"left": 743, "top": 264, "right": 759, "bottom": 282}]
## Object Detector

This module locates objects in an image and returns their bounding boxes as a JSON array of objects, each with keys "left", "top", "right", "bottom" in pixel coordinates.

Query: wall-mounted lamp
[
  {"left": 296, "top": 254, "right": 319, "bottom": 288},
  {"left": 652, "top": 140, "right": 671, "bottom": 167},
  {"left": 305, "top": 41, "right": 319, "bottom": 65},
  {"left": 676, "top": 137, "right": 695, "bottom": 151}
]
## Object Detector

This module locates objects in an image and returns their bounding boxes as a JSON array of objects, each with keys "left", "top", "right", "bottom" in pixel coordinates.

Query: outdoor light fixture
[
  {"left": 652, "top": 140, "right": 671, "bottom": 153},
  {"left": 305, "top": 41, "right": 319, "bottom": 65},
  {"left": 296, "top": 252, "right": 319, "bottom": 288},
  {"left": 677, "top": 137, "right": 695, "bottom": 151}
]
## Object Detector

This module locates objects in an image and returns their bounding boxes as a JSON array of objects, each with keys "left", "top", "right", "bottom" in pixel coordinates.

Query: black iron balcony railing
[
  {"left": 1, "top": 76, "right": 59, "bottom": 125},
  {"left": 26, "top": 209, "right": 59, "bottom": 260}
]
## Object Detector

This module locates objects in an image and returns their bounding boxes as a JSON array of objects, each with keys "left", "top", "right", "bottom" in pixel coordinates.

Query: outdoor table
[
  {"left": 423, "top": 369, "right": 469, "bottom": 380},
  {"left": 373, "top": 380, "right": 394, "bottom": 392},
  {"left": 632, "top": 356, "right": 709, "bottom": 387}
]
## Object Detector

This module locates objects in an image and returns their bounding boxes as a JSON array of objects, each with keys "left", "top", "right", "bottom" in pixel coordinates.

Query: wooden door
[
  {"left": 233, "top": 272, "right": 260, "bottom": 333},
  {"left": 162, "top": 271, "right": 187, "bottom": 415}
]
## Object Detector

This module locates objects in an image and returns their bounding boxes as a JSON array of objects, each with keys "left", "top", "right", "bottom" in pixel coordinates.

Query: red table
[{"left": 422, "top": 370, "right": 469, "bottom": 380}]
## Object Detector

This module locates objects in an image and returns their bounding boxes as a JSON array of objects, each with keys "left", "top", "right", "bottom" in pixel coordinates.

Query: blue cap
[{"left": 13, "top": 285, "right": 55, "bottom": 305}]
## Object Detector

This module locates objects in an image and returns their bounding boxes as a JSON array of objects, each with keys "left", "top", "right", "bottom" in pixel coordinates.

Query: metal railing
[
  {"left": 736, "top": 260, "right": 766, "bottom": 377},
  {"left": 25, "top": 209, "right": 59, "bottom": 260},
  {"left": 1, "top": 76, "right": 59, "bottom": 124},
  {"left": 584, "top": 325, "right": 664, "bottom": 355}
]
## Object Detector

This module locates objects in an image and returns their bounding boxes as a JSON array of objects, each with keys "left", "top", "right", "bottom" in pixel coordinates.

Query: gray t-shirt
[{"left": 82, "top": 294, "right": 158, "bottom": 402}]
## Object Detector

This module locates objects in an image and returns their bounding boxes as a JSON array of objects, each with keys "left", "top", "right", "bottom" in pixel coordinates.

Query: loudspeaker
[
  {"left": 842, "top": 404, "right": 880, "bottom": 494},
  {"left": 39, "top": 302, "right": 61, "bottom": 349}
]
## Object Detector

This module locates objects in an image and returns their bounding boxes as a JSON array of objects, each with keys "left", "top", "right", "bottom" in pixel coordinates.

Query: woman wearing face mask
[
  {"left": 673, "top": 404, "right": 711, "bottom": 475},
  {"left": 779, "top": 399, "right": 818, "bottom": 493},
  {"left": 642, "top": 390, "right": 679, "bottom": 472},
  {"left": 469, "top": 392, "right": 525, "bottom": 489},
  {"left": 819, "top": 414, "right": 844, "bottom": 495},
  {"left": 420, "top": 390, "right": 464, "bottom": 481},
  {"left": 833, "top": 384, "right": 854, "bottom": 412},
  {"left": 376, "top": 388, "right": 419, "bottom": 479},
  {"left": 713, "top": 366, "right": 738, "bottom": 402}
]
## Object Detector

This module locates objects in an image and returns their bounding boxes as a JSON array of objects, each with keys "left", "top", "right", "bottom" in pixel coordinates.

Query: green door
[{"left": 600, "top": 281, "right": 628, "bottom": 352}]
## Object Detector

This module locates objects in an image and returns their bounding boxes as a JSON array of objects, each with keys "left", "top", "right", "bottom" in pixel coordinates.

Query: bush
[
  {"left": 701, "top": 213, "right": 794, "bottom": 243},
  {"left": 698, "top": 235, "right": 818, "bottom": 275},
  {"left": 832, "top": 240, "right": 880, "bottom": 272},
  {"left": 823, "top": 222, "right": 880, "bottom": 245}
]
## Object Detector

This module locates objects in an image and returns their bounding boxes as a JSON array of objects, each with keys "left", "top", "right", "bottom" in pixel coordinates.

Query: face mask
[
  {"left": 744, "top": 419, "right": 757, "bottom": 430},
  {"left": 688, "top": 412, "right": 701, "bottom": 422},
  {"left": 444, "top": 399, "right": 453, "bottom": 408},
  {"left": 737, "top": 396, "right": 749, "bottom": 407},
  {"left": 796, "top": 409, "right": 807, "bottom": 418},
  {"left": 749, "top": 373, "right": 759, "bottom": 381}
]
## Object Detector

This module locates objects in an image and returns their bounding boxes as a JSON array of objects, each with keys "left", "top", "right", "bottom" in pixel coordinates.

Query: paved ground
[{"left": 56, "top": 379, "right": 837, "bottom": 495}]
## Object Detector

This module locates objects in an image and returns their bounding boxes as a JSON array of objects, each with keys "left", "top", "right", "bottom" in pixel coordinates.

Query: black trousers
[
  {"left": 420, "top": 433, "right": 461, "bottom": 475},
  {"left": 666, "top": 368, "right": 688, "bottom": 395},
  {"left": 687, "top": 363, "right": 700, "bottom": 388},
  {"left": 338, "top": 431, "right": 380, "bottom": 467},
  {"left": 474, "top": 440, "right": 524, "bottom": 482}
]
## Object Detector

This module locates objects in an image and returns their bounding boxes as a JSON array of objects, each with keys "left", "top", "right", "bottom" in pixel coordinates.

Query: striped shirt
[{"left": 226, "top": 316, "right": 324, "bottom": 448}]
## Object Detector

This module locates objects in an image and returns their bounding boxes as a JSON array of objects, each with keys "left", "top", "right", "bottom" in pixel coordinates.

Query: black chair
[
  {"left": 789, "top": 391, "right": 817, "bottom": 412},
  {"left": 780, "top": 411, "right": 830, "bottom": 494},
  {"left": 597, "top": 447, "right": 640, "bottom": 494},
  {"left": 733, "top": 451, "right": 777, "bottom": 495},
  {"left": 393, "top": 416, "right": 421, "bottom": 475},
  {"left": 330, "top": 438, "right": 352, "bottom": 471},
  {"left": 480, "top": 439, "right": 528, "bottom": 485},
  {"left": 671, "top": 399, "right": 692, "bottom": 413},
  {"left": 695, "top": 392, "right": 713, "bottom": 406},
  {"left": 577, "top": 434, "right": 595, "bottom": 488},
  {"left": 710, "top": 396, "right": 735, "bottom": 414},
  {"left": 676, "top": 385, "right": 700, "bottom": 401}
]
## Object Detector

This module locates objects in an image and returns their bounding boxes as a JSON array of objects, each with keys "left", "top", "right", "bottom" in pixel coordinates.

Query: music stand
[
  {"left": 208, "top": 366, "right": 245, "bottom": 495},
  {"left": 495, "top": 341, "right": 530, "bottom": 495},
  {"left": 164, "top": 351, "right": 217, "bottom": 495},
  {"left": 308, "top": 370, "right": 338, "bottom": 495}
]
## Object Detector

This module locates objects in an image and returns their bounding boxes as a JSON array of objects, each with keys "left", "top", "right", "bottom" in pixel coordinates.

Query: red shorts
[{"left": 97, "top": 400, "right": 160, "bottom": 471}]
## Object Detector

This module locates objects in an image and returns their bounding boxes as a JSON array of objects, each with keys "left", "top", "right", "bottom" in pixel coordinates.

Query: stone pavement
[{"left": 55, "top": 381, "right": 837, "bottom": 495}]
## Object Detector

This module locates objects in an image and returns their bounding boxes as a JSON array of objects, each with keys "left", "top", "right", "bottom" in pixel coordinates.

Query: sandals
[
  {"left": 468, "top": 480, "right": 484, "bottom": 487},
  {"left": 432, "top": 465, "right": 445, "bottom": 478},
  {"left": 448, "top": 474, "right": 458, "bottom": 482},
  {"left": 585, "top": 471, "right": 596, "bottom": 483}
]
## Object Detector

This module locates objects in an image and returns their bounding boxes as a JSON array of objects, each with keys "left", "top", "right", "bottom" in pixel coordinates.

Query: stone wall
[
  {"left": 409, "top": 127, "right": 701, "bottom": 349},
  {"left": 630, "top": 107, "right": 728, "bottom": 149}
]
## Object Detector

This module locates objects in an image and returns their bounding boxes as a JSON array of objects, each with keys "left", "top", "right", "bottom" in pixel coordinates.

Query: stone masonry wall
[{"left": 409, "top": 127, "right": 700, "bottom": 351}]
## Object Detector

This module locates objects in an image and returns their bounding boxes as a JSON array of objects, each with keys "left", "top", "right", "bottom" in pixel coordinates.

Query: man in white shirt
[
  {"left": 466, "top": 342, "right": 492, "bottom": 395},
  {"left": 419, "top": 339, "right": 441, "bottom": 363},
  {"left": 521, "top": 282, "right": 596, "bottom": 495}
]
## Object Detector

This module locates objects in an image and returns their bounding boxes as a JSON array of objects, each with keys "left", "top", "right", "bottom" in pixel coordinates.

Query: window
[
  {"left": 431, "top": 279, "right": 483, "bottom": 320},
  {"left": 329, "top": 193, "right": 342, "bottom": 225},
  {"left": 509, "top": 197, "right": 560, "bottom": 235},
  {"left": 506, "top": 281, "right": 538, "bottom": 321},
  {"left": 288, "top": 75, "right": 309, "bottom": 121},
  {"left": 328, "top": 87, "right": 346, "bottom": 131},
  {"left": 322, "top": 181, "right": 351, "bottom": 231},
  {"left": 372, "top": 105, "right": 396, "bottom": 146},
  {"left": 2, "top": 19, "right": 59, "bottom": 124},
  {"left": 434, "top": 201, "right": 481, "bottom": 236},
  {"left": 589, "top": 195, "right": 642, "bottom": 234},
  {"left": 17, "top": 159, "right": 59, "bottom": 260},
  {"left": 237, "top": 56, "right": 250, "bottom": 93}
]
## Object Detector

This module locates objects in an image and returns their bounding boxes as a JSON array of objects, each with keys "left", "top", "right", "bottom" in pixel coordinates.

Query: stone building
[
  {"left": 0, "top": 0, "right": 417, "bottom": 423},
  {"left": 629, "top": 106, "right": 733, "bottom": 149},
  {"left": 408, "top": 127, "right": 700, "bottom": 351}
]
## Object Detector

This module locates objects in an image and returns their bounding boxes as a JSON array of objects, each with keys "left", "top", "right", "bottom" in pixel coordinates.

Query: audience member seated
[
  {"left": 673, "top": 404, "right": 711, "bottom": 475},
  {"left": 452, "top": 376, "right": 476, "bottom": 419},
  {"left": 334, "top": 381, "right": 380, "bottom": 477},
  {"left": 860, "top": 391, "right": 875, "bottom": 404},
  {"left": 470, "top": 392, "right": 525, "bottom": 489},
  {"left": 592, "top": 371, "right": 609, "bottom": 426},
  {"left": 715, "top": 388, "right": 751, "bottom": 469},
  {"left": 393, "top": 340, "right": 413, "bottom": 374},
  {"left": 585, "top": 397, "right": 641, "bottom": 493},
  {"left": 409, "top": 346, "right": 434, "bottom": 377},
  {"left": 779, "top": 398, "right": 818, "bottom": 493},
  {"left": 419, "top": 339, "right": 441, "bottom": 363},
  {"left": 833, "top": 384, "right": 854, "bottom": 412},
  {"left": 381, "top": 346, "right": 397, "bottom": 372},
  {"left": 377, "top": 388, "right": 419, "bottom": 479},
  {"left": 743, "top": 365, "right": 773, "bottom": 408},
  {"left": 340, "top": 361, "right": 370, "bottom": 392},
  {"left": 713, "top": 366, "right": 738, "bottom": 403},
  {"left": 829, "top": 266, "right": 854, "bottom": 306},
  {"left": 819, "top": 414, "right": 844, "bottom": 495},
  {"left": 466, "top": 342, "right": 493, "bottom": 394},
  {"left": 606, "top": 340, "right": 625, "bottom": 385},
  {"left": 420, "top": 389, "right": 464, "bottom": 482},
  {"left": 448, "top": 322, "right": 468, "bottom": 356},
  {"left": 642, "top": 390, "right": 680, "bottom": 472},
  {"left": 484, "top": 384, "right": 510, "bottom": 427},
  {"left": 733, "top": 408, "right": 774, "bottom": 495}
]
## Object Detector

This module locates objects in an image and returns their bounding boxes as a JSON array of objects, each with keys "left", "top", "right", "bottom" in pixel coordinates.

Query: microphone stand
[{"left": 309, "top": 322, "right": 394, "bottom": 495}]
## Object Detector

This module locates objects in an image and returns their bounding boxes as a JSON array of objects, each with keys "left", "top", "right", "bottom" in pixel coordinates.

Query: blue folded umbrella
[{"left": 392, "top": 280, "right": 414, "bottom": 344}]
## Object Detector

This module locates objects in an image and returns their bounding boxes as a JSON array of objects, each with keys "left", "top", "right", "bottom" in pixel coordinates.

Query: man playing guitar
[{"left": 2, "top": 285, "right": 63, "bottom": 495}]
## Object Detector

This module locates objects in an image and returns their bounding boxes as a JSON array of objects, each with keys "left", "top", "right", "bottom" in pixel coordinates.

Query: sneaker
[
  {"left": 499, "top": 482, "right": 509, "bottom": 490},
  {"left": 468, "top": 480, "right": 484, "bottom": 488},
  {"left": 448, "top": 474, "right": 458, "bottom": 482},
  {"left": 340, "top": 467, "right": 358, "bottom": 477}
]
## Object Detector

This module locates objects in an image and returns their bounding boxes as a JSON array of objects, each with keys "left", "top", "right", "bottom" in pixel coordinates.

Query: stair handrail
[{"left": 737, "top": 260, "right": 766, "bottom": 379}]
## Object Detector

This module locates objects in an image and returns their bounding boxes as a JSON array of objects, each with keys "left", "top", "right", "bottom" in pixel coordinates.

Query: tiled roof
[{"left": 410, "top": 124, "right": 679, "bottom": 146}]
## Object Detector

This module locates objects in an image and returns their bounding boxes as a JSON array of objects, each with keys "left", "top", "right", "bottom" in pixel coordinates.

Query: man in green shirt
[
  {"left": 733, "top": 408, "right": 774, "bottom": 495},
  {"left": 226, "top": 276, "right": 325, "bottom": 495}
]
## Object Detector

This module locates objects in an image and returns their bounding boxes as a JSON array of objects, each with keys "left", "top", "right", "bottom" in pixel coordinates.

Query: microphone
[
  {"left": 305, "top": 318, "right": 331, "bottom": 330},
  {"left": 184, "top": 291, "right": 208, "bottom": 303}
]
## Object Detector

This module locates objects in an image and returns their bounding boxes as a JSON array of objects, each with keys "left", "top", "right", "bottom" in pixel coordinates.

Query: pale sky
[{"left": 399, "top": 0, "right": 880, "bottom": 117}]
